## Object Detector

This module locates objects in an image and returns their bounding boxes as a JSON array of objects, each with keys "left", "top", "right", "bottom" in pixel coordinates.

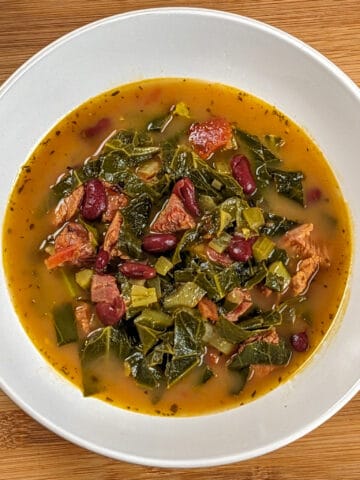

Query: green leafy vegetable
[
  {"left": 80, "top": 326, "right": 131, "bottom": 395},
  {"left": 125, "top": 351, "right": 163, "bottom": 389},
  {"left": 215, "top": 317, "right": 255, "bottom": 344},
  {"left": 122, "top": 193, "right": 152, "bottom": 237},
  {"left": 261, "top": 212, "right": 299, "bottom": 237},
  {"left": 271, "top": 169, "right": 305, "bottom": 206},
  {"left": 53, "top": 303, "right": 78, "bottom": 346},
  {"left": 228, "top": 367, "right": 250, "bottom": 395},
  {"left": 172, "top": 228, "right": 200, "bottom": 265},
  {"left": 165, "top": 308, "right": 205, "bottom": 387},
  {"left": 229, "top": 339, "right": 292, "bottom": 370},
  {"left": 104, "top": 130, "right": 160, "bottom": 164},
  {"left": 163, "top": 282, "right": 206, "bottom": 309},
  {"left": 197, "top": 365, "right": 214, "bottom": 385}
]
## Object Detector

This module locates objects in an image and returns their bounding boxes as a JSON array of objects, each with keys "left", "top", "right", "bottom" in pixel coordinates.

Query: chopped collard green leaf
[
  {"left": 271, "top": 169, "right": 305, "bottom": 206},
  {"left": 229, "top": 339, "right": 292, "bottom": 370},
  {"left": 261, "top": 212, "right": 299, "bottom": 237},
  {"left": 53, "top": 303, "right": 78, "bottom": 346},
  {"left": 165, "top": 309, "right": 205, "bottom": 387}
]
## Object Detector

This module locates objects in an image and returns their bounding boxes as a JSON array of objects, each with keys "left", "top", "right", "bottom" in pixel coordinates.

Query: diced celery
[
  {"left": 163, "top": 282, "right": 206, "bottom": 309},
  {"left": 252, "top": 236, "right": 275, "bottom": 262},
  {"left": 202, "top": 322, "right": 234, "bottom": 355},
  {"left": 155, "top": 256, "right": 173, "bottom": 276},
  {"left": 173, "top": 101, "right": 190, "bottom": 118},
  {"left": 198, "top": 195, "right": 217, "bottom": 212},
  {"left": 131, "top": 285, "right": 148, "bottom": 295},
  {"left": 243, "top": 207, "right": 265, "bottom": 230},
  {"left": 61, "top": 268, "right": 80, "bottom": 298},
  {"left": 211, "top": 179, "right": 223, "bottom": 191},
  {"left": 218, "top": 210, "right": 233, "bottom": 235},
  {"left": 131, "top": 285, "right": 157, "bottom": 308},
  {"left": 209, "top": 232, "right": 232, "bottom": 253},
  {"left": 266, "top": 261, "right": 291, "bottom": 292},
  {"left": 75, "top": 269, "right": 93, "bottom": 290}
]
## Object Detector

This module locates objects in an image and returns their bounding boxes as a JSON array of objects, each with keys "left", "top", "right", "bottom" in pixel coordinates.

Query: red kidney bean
[
  {"left": 81, "top": 117, "right": 111, "bottom": 138},
  {"left": 119, "top": 261, "right": 156, "bottom": 279},
  {"left": 306, "top": 187, "right": 322, "bottom": 204},
  {"left": 230, "top": 155, "right": 257, "bottom": 195},
  {"left": 290, "top": 331, "right": 309, "bottom": 352},
  {"left": 94, "top": 248, "right": 110, "bottom": 273},
  {"left": 228, "top": 236, "right": 257, "bottom": 262},
  {"left": 81, "top": 179, "right": 107, "bottom": 220},
  {"left": 142, "top": 233, "right": 178, "bottom": 253},
  {"left": 172, "top": 178, "right": 201, "bottom": 217},
  {"left": 96, "top": 296, "right": 125, "bottom": 326}
]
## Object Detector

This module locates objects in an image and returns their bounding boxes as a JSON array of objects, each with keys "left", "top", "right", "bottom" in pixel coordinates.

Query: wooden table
[{"left": 0, "top": 1, "right": 359, "bottom": 478}]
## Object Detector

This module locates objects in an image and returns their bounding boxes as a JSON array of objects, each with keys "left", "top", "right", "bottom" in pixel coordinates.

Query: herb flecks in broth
[{"left": 3, "top": 79, "right": 351, "bottom": 416}]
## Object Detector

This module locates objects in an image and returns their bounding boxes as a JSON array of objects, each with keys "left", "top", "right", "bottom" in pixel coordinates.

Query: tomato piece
[
  {"left": 198, "top": 297, "right": 219, "bottom": 321},
  {"left": 189, "top": 118, "right": 233, "bottom": 159}
]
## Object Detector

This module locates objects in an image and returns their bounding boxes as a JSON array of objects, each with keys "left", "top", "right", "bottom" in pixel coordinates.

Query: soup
[{"left": 2, "top": 78, "right": 352, "bottom": 416}]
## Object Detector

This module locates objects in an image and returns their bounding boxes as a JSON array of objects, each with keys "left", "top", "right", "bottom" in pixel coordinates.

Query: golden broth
[{"left": 2, "top": 78, "right": 352, "bottom": 416}]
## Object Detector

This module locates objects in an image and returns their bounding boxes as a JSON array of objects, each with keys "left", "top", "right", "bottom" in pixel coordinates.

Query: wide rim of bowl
[{"left": 0, "top": 7, "right": 359, "bottom": 468}]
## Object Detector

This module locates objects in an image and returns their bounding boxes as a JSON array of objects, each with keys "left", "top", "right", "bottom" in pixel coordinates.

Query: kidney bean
[
  {"left": 119, "top": 261, "right": 156, "bottom": 279},
  {"left": 290, "top": 331, "right": 309, "bottom": 352},
  {"left": 228, "top": 236, "right": 256, "bottom": 262},
  {"left": 96, "top": 296, "right": 125, "bottom": 326},
  {"left": 172, "top": 178, "right": 201, "bottom": 217},
  {"left": 81, "top": 117, "right": 111, "bottom": 138},
  {"left": 142, "top": 233, "right": 178, "bottom": 253},
  {"left": 94, "top": 248, "right": 110, "bottom": 273},
  {"left": 230, "top": 155, "right": 257, "bottom": 195},
  {"left": 81, "top": 179, "right": 107, "bottom": 220}
]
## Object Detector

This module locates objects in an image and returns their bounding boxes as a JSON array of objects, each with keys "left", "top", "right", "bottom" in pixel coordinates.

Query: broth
[{"left": 2, "top": 78, "right": 352, "bottom": 416}]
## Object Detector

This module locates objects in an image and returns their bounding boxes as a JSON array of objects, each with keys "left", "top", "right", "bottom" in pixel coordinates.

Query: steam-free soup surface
[{"left": 3, "top": 78, "right": 351, "bottom": 416}]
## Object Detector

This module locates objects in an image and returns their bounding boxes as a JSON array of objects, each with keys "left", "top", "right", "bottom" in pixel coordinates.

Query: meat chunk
[
  {"left": 151, "top": 193, "right": 196, "bottom": 233},
  {"left": 91, "top": 274, "right": 121, "bottom": 304},
  {"left": 75, "top": 302, "right": 95, "bottom": 339},
  {"left": 291, "top": 256, "right": 319, "bottom": 295},
  {"left": 206, "top": 246, "right": 234, "bottom": 267},
  {"left": 225, "top": 288, "right": 253, "bottom": 322},
  {"left": 281, "top": 223, "right": 330, "bottom": 296},
  {"left": 45, "top": 222, "right": 95, "bottom": 269},
  {"left": 281, "top": 223, "right": 330, "bottom": 267},
  {"left": 103, "top": 211, "right": 122, "bottom": 253},
  {"left": 53, "top": 185, "right": 84, "bottom": 226},
  {"left": 102, "top": 183, "right": 128, "bottom": 222},
  {"left": 189, "top": 118, "right": 233, "bottom": 160},
  {"left": 198, "top": 297, "right": 219, "bottom": 321}
]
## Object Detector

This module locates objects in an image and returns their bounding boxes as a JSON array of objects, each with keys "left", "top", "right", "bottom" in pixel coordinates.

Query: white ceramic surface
[{"left": 0, "top": 8, "right": 359, "bottom": 468}]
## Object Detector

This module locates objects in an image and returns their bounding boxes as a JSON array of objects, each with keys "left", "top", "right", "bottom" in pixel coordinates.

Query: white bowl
[{"left": 0, "top": 7, "right": 359, "bottom": 468}]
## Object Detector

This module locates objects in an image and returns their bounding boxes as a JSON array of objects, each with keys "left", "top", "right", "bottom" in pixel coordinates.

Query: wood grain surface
[{"left": 0, "top": 1, "right": 359, "bottom": 478}]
